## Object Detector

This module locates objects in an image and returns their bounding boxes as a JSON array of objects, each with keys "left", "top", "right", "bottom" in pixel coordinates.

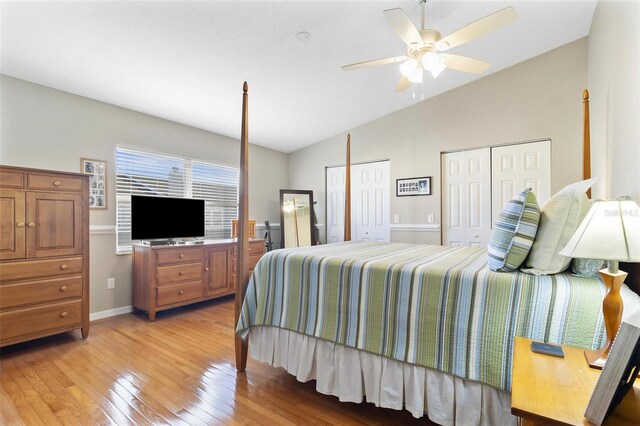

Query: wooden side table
[{"left": 511, "top": 337, "right": 640, "bottom": 425}]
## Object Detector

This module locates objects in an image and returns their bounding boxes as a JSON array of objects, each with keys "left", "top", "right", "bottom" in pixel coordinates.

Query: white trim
[
  {"left": 390, "top": 224, "right": 440, "bottom": 232},
  {"left": 90, "top": 305, "right": 133, "bottom": 321},
  {"left": 90, "top": 224, "right": 116, "bottom": 235}
]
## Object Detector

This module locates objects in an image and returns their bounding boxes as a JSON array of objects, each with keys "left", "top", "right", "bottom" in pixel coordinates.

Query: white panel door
[
  {"left": 491, "top": 140, "right": 551, "bottom": 225},
  {"left": 326, "top": 166, "right": 346, "bottom": 244},
  {"left": 354, "top": 161, "right": 390, "bottom": 242},
  {"left": 326, "top": 161, "right": 390, "bottom": 243},
  {"left": 442, "top": 148, "right": 492, "bottom": 247}
]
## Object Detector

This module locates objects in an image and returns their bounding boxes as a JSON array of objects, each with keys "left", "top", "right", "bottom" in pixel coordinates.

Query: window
[{"left": 115, "top": 146, "right": 238, "bottom": 254}]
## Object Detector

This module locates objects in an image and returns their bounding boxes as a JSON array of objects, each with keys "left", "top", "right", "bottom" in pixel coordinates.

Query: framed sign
[
  {"left": 396, "top": 176, "right": 432, "bottom": 196},
  {"left": 81, "top": 158, "right": 107, "bottom": 209}
]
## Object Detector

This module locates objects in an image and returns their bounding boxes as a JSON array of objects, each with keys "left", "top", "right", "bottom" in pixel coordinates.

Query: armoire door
[
  {"left": 25, "top": 192, "right": 83, "bottom": 258},
  {"left": 206, "top": 247, "right": 231, "bottom": 296},
  {"left": 442, "top": 148, "right": 492, "bottom": 247},
  {"left": 0, "top": 190, "right": 26, "bottom": 260}
]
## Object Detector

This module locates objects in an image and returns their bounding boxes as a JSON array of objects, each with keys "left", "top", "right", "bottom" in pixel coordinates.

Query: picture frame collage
[
  {"left": 81, "top": 158, "right": 107, "bottom": 209},
  {"left": 396, "top": 176, "right": 432, "bottom": 196}
]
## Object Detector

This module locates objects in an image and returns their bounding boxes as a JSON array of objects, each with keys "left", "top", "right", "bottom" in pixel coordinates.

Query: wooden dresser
[
  {"left": 0, "top": 165, "right": 90, "bottom": 347},
  {"left": 132, "top": 239, "right": 265, "bottom": 320}
]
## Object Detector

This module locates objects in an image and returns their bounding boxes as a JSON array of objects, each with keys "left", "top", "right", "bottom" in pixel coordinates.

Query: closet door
[
  {"left": 491, "top": 140, "right": 551, "bottom": 225},
  {"left": 326, "top": 166, "right": 346, "bottom": 244},
  {"left": 442, "top": 148, "right": 491, "bottom": 247}
]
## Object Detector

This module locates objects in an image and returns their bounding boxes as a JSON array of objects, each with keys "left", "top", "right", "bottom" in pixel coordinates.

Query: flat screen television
[{"left": 131, "top": 195, "right": 205, "bottom": 241}]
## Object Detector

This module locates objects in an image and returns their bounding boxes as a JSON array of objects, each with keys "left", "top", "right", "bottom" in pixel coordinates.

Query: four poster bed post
[{"left": 235, "top": 82, "right": 250, "bottom": 372}]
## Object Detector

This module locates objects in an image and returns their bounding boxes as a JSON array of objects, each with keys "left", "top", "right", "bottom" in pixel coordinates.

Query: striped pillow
[{"left": 487, "top": 189, "right": 540, "bottom": 272}]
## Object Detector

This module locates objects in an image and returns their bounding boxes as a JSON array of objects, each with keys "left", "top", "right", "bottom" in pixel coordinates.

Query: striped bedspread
[{"left": 236, "top": 242, "right": 606, "bottom": 391}]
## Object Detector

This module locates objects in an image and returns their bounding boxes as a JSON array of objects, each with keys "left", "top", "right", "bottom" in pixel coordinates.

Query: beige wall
[
  {"left": 290, "top": 38, "right": 589, "bottom": 244},
  {"left": 587, "top": 0, "right": 640, "bottom": 201},
  {"left": 0, "top": 75, "right": 289, "bottom": 314}
]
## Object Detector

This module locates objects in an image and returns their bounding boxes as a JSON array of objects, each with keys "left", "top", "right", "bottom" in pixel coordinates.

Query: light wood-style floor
[{"left": 1, "top": 297, "right": 437, "bottom": 425}]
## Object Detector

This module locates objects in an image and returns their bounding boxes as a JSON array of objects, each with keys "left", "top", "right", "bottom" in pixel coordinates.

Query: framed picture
[
  {"left": 396, "top": 176, "right": 432, "bottom": 196},
  {"left": 81, "top": 158, "right": 107, "bottom": 209}
]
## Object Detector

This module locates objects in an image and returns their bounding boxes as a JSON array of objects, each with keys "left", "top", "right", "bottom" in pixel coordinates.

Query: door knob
[
  {"left": 27, "top": 222, "right": 36, "bottom": 228},
  {"left": 16, "top": 222, "right": 25, "bottom": 228},
  {"left": 473, "top": 234, "right": 479, "bottom": 238},
  {"left": 204, "top": 267, "right": 209, "bottom": 272}
]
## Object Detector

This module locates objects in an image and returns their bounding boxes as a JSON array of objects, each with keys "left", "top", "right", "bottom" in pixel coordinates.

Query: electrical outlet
[
  {"left": 427, "top": 213, "right": 435, "bottom": 224},
  {"left": 107, "top": 278, "right": 115, "bottom": 290},
  {"left": 393, "top": 214, "right": 400, "bottom": 224}
]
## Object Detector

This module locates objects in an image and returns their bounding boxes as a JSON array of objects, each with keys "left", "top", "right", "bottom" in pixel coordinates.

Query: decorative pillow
[
  {"left": 571, "top": 258, "right": 605, "bottom": 277},
  {"left": 487, "top": 189, "right": 540, "bottom": 272},
  {"left": 521, "top": 177, "right": 598, "bottom": 275}
]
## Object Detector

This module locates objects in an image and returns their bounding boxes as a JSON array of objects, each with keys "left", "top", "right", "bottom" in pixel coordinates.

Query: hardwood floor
[{"left": 0, "top": 297, "right": 437, "bottom": 425}]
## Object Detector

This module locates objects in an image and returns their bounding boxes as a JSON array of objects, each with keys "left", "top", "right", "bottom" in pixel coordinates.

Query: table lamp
[{"left": 559, "top": 197, "right": 640, "bottom": 369}]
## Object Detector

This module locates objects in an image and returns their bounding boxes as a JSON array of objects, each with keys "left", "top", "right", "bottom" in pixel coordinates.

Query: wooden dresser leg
[
  {"left": 149, "top": 311, "right": 156, "bottom": 321},
  {"left": 81, "top": 326, "right": 89, "bottom": 339},
  {"left": 235, "top": 335, "right": 248, "bottom": 372}
]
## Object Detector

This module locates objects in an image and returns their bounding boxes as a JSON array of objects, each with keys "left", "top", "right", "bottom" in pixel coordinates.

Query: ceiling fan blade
[
  {"left": 395, "top": 76, "right": 411, "bottom": 92},
  {"left": 440, "top": 54, "right": 490, "bottom": 74},
  {"left": 383, "top": 8, "right": 423, "bottom": 47},
  {"left": 341, "top": 55, "right": 408, "bottom": 71},
  {"left": 437, "top": 7, "right": 517, "bottom": 51}
]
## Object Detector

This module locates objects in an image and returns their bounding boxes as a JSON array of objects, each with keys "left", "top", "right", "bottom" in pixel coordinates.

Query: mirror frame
[{"left": 279, "top": 189, "right": 315, "bottom": 248}]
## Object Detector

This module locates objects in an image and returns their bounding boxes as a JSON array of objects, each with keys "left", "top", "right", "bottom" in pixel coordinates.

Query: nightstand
[{"left": 511, "top": 337, "right": 640, "bottom": 425}]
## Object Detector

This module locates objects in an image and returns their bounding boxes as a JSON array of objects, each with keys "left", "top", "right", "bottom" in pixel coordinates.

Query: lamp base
[{"left": 585, "top": 348, "right": 606, "bottom": 369}]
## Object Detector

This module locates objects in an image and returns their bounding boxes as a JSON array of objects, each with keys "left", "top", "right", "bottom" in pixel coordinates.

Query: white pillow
[{"left": 521, "top": 178, "right": 598, "bottom": 275}]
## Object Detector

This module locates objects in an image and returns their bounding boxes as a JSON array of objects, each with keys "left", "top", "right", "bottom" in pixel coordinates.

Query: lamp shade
[{"left": 559, "top": 198, "right": 640, "bottom": 262}]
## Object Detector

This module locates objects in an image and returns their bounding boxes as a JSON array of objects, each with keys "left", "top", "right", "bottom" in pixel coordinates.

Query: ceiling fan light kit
[{"left": 342, "top": 4, "right": 518, "bottom": 92}]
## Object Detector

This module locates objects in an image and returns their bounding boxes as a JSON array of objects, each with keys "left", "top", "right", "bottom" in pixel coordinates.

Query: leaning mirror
[{"left": 280, "top": 189, "right": 314, "bottom": 248}]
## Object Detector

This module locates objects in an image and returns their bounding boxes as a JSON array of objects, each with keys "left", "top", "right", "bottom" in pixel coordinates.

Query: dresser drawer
[
  {"left": 157, "top": 262, "right": 203, "bottom": 285},
  {"left": 232, "top": 242, "right": 265, "bottom": 256},
  {"left": 0, "top": 171, "right": 25, "bottom": 189},
  {"left": 156, "top": 281, "right": 202, "bottom": 307},
  {"left": 156, "top": 248, "right": 203, "bottom": 265},
  {"left": 27, "top": 174, "right": 84, "bottom": 193},
  {"left": 0, "top": 257, "right": 83, "bottom": 282},
  {"left": 0, "top": 276, "right": 82, "bottom": 309},
  {"left": 0, "top": 299, "right": 82, "bottom": 343}
]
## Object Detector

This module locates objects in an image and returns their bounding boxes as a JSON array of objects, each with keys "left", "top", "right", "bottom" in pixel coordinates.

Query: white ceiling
[{"left": 0, "top": 0, "right": 597, "bottom": 153}]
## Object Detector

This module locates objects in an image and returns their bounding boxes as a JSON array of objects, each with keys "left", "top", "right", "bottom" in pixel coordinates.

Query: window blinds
[{"left": 115, "top": 146, "right": 239, "bottom": 253}]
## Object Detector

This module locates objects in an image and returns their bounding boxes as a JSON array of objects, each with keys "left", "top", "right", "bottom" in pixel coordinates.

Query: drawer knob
[
  {"left": 60, "top": 312, "right": 68, "bottom": 318},
  {"left": 16, "top": 222, "right": 25, "bottom": 228},
  {"left": 60, "top": 285, "right": 68, "bottom": 292},
  {"left": 204, "top": 267, "right": 209, "bottom": 272},
  {"left": 179, "top": 254, "right": 184, "bottom": 259},
  {"left": 60, "top": 264, "right": 68, "bottom": 270},
  {"left": 179, "top": 290, "right": 184, "bottom": 295},
  {"left": 27, "top": 222, "right": 36, "bottom": 228},
  {"left": 179, "top": 271, "right": 184, "bottom": 275},
  {"left": 53, "top": 181, "right": 62, "bottom": 187}
]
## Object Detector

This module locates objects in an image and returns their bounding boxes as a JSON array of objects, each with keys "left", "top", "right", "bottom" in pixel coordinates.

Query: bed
[{"left": 232, "top": 87, "right": 640, "bottom": 425}]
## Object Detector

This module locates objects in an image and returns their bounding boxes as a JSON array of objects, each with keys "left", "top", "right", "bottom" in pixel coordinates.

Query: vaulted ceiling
[{"left": 1, "top": 1, "right": 597, "bottom": 153}]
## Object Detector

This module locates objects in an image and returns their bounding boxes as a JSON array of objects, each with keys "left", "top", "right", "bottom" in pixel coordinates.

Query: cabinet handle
[
  {"left": 60, "top": 264, "right": 68, "bottom": 270},
  {"left": 179, "top": 290, "right": 184, "bottom": 295},
  {"left": 53, "top": 181, "right": 62, "bottom": 187},
  {"left": 27, "top": 222, "right": 36, "bottom": 228},
  {"left": 204, "top": 267, "right": 209, "bottom": 272},
  {"left": 179, "top": 271, "right": 184, "bottom": 275},
  {"left": 16, "top": 222, "right": 25, "bottom": 228},
  {"left": 179, "top": 254, "right": 184, "bottom": 259},
  {"left": 60, "top": 285, "right": 68, "bottom": 292},
  {"left": 60, "top": 312, "right": 68, "bottom": 318}
]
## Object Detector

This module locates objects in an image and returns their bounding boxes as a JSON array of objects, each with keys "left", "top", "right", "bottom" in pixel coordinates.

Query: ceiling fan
[{"left": 342, "top": 2, "right": 517, "bottom": 92}]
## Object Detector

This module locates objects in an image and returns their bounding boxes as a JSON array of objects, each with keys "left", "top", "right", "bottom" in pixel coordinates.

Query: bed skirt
[{"left": 248, "top": 326, "right": 516, "bottom": 426}]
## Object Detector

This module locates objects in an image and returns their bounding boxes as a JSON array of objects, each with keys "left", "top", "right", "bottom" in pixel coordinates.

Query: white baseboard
[{"left": 90, "top": 305, "right": 133, "bottom": 321}]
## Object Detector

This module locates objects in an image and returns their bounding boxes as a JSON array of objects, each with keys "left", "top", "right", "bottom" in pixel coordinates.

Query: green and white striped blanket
[{"left": 236, "top": 242, "right": 606, "bottom": 391}]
